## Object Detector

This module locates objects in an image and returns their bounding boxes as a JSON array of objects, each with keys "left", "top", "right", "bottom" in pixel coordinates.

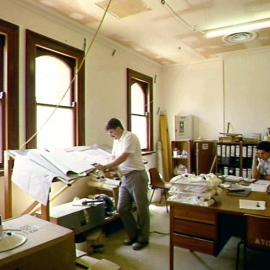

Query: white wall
[
  {"left": 161, "top": 47, "right": 270, "bottom": 142},
  {"left": 85, "top": 40, "right": 161, "bottom": 146},
  {"left": 160, "top": 59, "right": 224, "bottom": 141},
  {"left": 223, "top": 48, "right": 270, "bottom": 137},
  {"left": 0, "top": 0, "right": 161, "bottom": 217}
]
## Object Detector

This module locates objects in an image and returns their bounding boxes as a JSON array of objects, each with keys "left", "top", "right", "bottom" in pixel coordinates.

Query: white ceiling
[{"left": 21, "top": 0, "right": 270, "bottom": 65}]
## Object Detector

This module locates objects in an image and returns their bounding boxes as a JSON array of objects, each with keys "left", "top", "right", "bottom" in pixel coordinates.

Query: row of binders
[
  {"left": 217, "top": 144, "right": 257, "bottom": 158},
  {"left": 221, "top": 167, "right": 252, "bottom": 178}
]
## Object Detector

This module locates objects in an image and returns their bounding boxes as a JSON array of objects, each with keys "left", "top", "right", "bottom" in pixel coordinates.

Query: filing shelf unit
[
  {"left": 216, "top": 141, "right": 257, "bottom": 177},
  {"left": 171, "top": 140, "right": 193, "bottom": 176}
]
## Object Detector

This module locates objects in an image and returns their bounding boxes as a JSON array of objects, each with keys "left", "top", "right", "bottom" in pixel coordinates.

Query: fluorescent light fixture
[{"left": 205, "top": 18, "right": 270, "bottom": 38}]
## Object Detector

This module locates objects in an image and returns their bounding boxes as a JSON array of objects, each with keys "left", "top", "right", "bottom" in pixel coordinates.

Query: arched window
[
  {"left": 35, "top": 54, "right": 75, "bottom": 149},
  {"left": 127, "top": 69, "right": 153, "bottom": 151},
  {"left": 131, "top": 82, "right": 147, "bottom": 149},
  {"left": 26, "top": 30, "right": 85, "bottom": 149}
]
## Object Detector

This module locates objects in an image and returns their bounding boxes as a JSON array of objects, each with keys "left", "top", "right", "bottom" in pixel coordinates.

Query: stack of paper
[
  {"left": 168, "top": 173, "right": 222, "bottom": 206},
  {"left": 224, "top": 175, "right": 243, "bottom": 182},
  {"left": 249, "top": 180, "right": 270, "bottom": 192},
  {"left": 169, "top": 184, "right": 220, "bottom": 200},
  {"left": 170, "top": 173, "right": 221, "bottom": 188}
]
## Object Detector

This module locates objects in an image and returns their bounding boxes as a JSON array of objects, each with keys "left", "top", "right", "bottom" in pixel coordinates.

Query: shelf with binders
[
  {"left": 241, "top": 143, "right": 257, "bottom": 178},
  {"left": 171, "top": 140, "right": 193, "bottom": 176},
  {"left": 216, "top": 142, "right": 257, "bottom": 177}
]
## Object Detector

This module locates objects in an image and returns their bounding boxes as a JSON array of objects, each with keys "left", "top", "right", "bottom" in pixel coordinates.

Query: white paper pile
[
  {"left": 168, "top": 173, "right": 222, "bottom": 206},
  {"left": 76, "top": 253, "right": 120, "bottom": 270},
  {"left": 249, "top": 180, "right": 270, "bottom": 192}
]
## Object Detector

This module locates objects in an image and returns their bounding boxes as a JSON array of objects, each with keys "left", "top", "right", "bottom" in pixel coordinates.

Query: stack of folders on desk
[
  {"left": 168, "top": 173, "right": 222, "bottom": 207},
  {"left": 226, "top": 184, "right": 251, "bottom": 196},
  {"left": 224, "top": 178, "right": 270, "bottom": 196},
  {"left": 249, "top": 180, "right": 270, "bottom": 192}
]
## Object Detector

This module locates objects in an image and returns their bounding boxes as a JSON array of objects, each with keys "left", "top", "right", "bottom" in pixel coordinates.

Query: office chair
[
  {"left": 236, "top": 215, "right": 270, "bottom": 270},
  {"left": 148, "top": 168, "right": 171, "bottom": 213}
]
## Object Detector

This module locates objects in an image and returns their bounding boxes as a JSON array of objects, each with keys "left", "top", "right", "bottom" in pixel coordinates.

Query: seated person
[{"left": 252, "top": 141, "right": 270, "bottom": 180}]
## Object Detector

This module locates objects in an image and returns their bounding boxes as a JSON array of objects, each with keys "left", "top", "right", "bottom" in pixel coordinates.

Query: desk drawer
[
  {"left": 172, "top": 206, "right": 216, "bottom": 225},
  {"left": 174, "top": 219, "right": 217, "bottom": 240},
  {"left": 173, "top": 233, "right": 216, "bottom": 255}
]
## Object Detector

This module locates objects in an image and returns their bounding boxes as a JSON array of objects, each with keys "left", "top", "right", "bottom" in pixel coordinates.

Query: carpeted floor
[{"left": 89, "top": 204, "right": 241, "bottom": 270}]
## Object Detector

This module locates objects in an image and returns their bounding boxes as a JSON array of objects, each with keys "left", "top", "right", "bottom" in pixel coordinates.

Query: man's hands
[
  {"left": 94, "top": 152, "right": 129, "bottom": 172},
  {"left": 94, "top": 163, "right": 108, "bottom": 172}
]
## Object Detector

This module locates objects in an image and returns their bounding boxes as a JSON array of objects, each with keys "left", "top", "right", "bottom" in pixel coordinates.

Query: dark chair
[
  {"left": 148, "top": 168, "right": 171, "bottom": 213},
  {"left": 236, "top": 214, "right": 270, "bottom": 270}
]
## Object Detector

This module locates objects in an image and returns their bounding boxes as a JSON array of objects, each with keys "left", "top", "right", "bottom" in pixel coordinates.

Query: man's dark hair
[
  {"left": 106, "top": 118, "right": 124, "bottom": 130},
  {"left": 257, "top": 141, "right": 270, "bottom": 152}
]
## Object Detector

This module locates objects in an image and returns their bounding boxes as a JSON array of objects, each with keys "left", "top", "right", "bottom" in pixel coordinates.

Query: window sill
[{"left": 142, "top": 151, "right": 155, "bottom": 156}]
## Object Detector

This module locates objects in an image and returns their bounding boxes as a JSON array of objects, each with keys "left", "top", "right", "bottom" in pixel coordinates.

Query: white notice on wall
[{"left": 174, "top": 115, "right": 193, "bottom": 140}]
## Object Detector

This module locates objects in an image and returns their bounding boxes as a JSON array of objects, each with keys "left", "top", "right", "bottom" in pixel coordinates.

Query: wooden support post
[
  {"left": 40, "top": 203, "right": 50, "bottom": 221},
  {"left": 4, "top": 151, "right": 13, "bottom": 219}
]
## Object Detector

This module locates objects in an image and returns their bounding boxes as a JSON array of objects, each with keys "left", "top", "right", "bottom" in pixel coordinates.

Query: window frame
[
  {"left": 35, "top": 48, "right": 76, "bottom": 148},
  {"left": 127, "top": 68, "right": 153, "bottom": 151},
  {"left": 0, "top": 19, "right": 19, "bottom": 168},
  {"left": 25, "top": 30, "right": 85, "bottom": 149},
  {"left": 0, "top": 35, "right": 4, "bottom": 161}
]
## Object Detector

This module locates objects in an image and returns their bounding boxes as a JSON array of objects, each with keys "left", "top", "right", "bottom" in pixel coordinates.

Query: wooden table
[
  {"left": 169, "top": 191, "right": 270, "bottom": 270},
  {"left": 0, "top": 215, "right": 75, "bottom": 270}
]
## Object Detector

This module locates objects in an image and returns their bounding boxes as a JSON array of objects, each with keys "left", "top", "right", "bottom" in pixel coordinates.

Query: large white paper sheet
[
  {"left": 80, "top": 148, "right": 112, "bottom": 165},
  {"left": 9, "top": 146, "right": 111, "bottom": 204},
  {"left": 40, "top": 149, "right": 95, "bottom": 176},
  {"left": 11, "top": 155, "right": 55, "bottom": 205},
  {"left": 27, "top": 149, "right": 71, "bottom": 181}
]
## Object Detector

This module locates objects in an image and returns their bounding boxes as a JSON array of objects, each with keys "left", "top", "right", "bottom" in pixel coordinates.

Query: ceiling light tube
[{"left": 205, "top": 19, "right": 270, "bottom": 38}]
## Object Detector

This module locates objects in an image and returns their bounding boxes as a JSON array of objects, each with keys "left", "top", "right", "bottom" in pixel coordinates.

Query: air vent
[{"left": 223, "top": 31, "right": 257, "bottom": 44}]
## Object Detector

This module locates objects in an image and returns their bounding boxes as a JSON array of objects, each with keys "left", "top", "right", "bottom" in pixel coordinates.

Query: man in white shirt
[
  {"left": 252, "top": 141, "right": 270, "bottom": 180},
  {"left": 95, "top": 118, "right": 150, "bottom": 250}
]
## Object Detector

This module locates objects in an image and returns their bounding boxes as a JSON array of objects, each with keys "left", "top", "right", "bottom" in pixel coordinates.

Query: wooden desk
[
  {"left": 0, "top": 214, "right": 75, "bottom": 270},
  {"left": 169, "top": 191, "right": 270, "bottom": 270}
]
